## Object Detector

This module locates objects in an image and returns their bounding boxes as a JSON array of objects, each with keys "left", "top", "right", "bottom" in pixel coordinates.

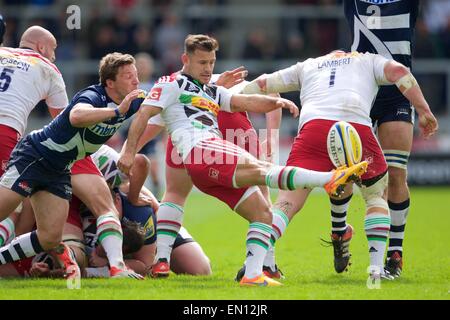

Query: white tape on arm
[
  {"left": 242, "top": 72, "right": 299, "bottom": 95},
  {"left": 395, "top": 73, "right": 418, "bottom": 93}
]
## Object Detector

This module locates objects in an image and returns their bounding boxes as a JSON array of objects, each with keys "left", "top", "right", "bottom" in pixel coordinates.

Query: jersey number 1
[
  {"left": 329, "top": 68, "right": 337, "bottom": 87},
  {"left": 0, "top": 68, "right": 14, "bottom": 92}
]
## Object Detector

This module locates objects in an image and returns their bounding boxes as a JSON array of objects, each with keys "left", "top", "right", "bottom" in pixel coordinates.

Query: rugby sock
[
  {"left": 155, "top": 202, "right": 184, "bottom": 263},
  {"left": 96, "top": 212, "right": 125, "bottom": 270},
  {"left": 364, "top": 213, "right": 391, "bottom": 271},
  {"left": 0, "top": 217, "right": 15, "bottom": 247},
  {"left": 264, "top": 208, "right": 289, "bottom": 269},
  {"left": 330, "top": 195, "right": 352, "bottom": 237},
  {"left": 265, "top": 166, "right": 333, "bottom": 190},
  {"left": 0, "top": 231, "right": 43, "bottom": 265},
  {"left": 244, "top": 222, "right": 271, "bottom": 279},
  {"left": 387, "top": 199, "right": 409, "bottom": 258}
]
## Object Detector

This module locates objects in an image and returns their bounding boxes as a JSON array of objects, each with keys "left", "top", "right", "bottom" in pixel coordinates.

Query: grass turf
[{"left": 0, "top": 187, "right": 448, "bottom": 300}]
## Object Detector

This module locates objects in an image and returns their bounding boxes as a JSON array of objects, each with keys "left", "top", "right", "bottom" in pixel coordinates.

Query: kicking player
[
  {"left": 119, "top": 34, "right": 367, "bottom": 287},
  {"left": 344, "top": 0, "right": 421, "bottom": 276},
  {"left": 0, "top": 52, "right": 146, "bottom": 280},
  {"left": 241, "top": 50, "right": 438, "bottom": 280},
  {"left": 136, "top": 77, "right": 283, "bottom": 280},
  {"left": 0, "top": 25, "right": 68, "bottom": 249}
]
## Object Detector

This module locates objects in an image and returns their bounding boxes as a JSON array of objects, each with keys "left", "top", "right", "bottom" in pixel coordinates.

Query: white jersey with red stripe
[
  {"left": 0, "top": 47, "right": 68, "bottom": 135},
  {"left": 277, "top": 51, "right": 390, "bottom": 130},
  {"left": 142, "top": 72, "right": 233, "bottom": 160}
]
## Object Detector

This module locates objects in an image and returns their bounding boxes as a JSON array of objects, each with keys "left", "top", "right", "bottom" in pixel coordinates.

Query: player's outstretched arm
[
  {"left": 70, "top": 89, "right": 142, "bottom": 127},
  {"left": 230, "top": 94, "right": 299, "bottom": 118},
  {"left": 118, "top": 104, "right": 161, "bottom": 175},
  {"left": 384, "top": 61, "right": 439, "bottom": 138},
  {"left": 241, "top": 69, "right": 300, "bottom": 95}
]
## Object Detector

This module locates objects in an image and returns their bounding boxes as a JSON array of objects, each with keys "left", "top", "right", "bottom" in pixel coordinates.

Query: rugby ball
[{"left": 327, "top": 121, "right": 362, "bottom": 168}]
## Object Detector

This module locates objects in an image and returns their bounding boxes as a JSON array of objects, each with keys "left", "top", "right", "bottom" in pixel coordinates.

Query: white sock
[
  {"left": 265, "top": 166, "right": 333, "bottom": 190},
  {"left": 96, "top": 213, "right": 125, "bottom": 270},
  {"left": 244, "top": 222, "right": 271, "bottom": 279},
  {"left": 155, "top": 202, "right": 184, "bottom": 263}
]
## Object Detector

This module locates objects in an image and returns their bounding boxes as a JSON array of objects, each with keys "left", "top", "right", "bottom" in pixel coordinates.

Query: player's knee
[
  {"left": 37, "top": 230, "right": 62, "bottom": 250},
  {"left": 361, "top": 174, "right": 389, "bottom": 212},
  {"left": 387, "top": 166, "right": 407, "bottom": 188}
]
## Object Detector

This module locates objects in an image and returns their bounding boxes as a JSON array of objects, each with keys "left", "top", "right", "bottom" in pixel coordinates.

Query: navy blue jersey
[
  {"left": 28, "top": 85, "right": 145, "bottom": 171},
  {"left": 344, "top": 0, "right": 419, "bottom": 107}
]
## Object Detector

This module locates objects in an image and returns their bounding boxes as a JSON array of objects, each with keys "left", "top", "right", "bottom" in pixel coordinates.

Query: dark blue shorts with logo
[{"left": 0, "top": 135, "right": 72, "bottom": 200}]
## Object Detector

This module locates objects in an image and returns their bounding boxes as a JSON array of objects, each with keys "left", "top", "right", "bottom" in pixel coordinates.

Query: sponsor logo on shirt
[
  {"left": 208, "top": 168, "right": 219, "bottom": 180},
  {"left": 18, "top": 181, "right": 32, "bottom": 193},
  {"left": 148, "top": 87, "right": 162, "bottom": 101}
]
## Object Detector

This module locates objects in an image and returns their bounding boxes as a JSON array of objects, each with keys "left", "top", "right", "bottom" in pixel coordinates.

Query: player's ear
[
  {"left": 181, "top": 53, "right": 189, "bottom": 65},
  {"left": 105, "top": 78, "right": 115, "bottom": 89}
]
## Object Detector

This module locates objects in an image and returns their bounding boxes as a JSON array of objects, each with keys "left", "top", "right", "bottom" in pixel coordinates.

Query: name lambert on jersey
[
  {"left": 318, "top": 57, "right": 351, "bottom": 69},
  {"left": 0, "top": 56, "right": 31, "bottom": 71}
]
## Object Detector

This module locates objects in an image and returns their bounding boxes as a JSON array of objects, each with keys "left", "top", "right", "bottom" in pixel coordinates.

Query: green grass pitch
[{"left": 1, "top": 187, "right": 449, "bottom": 300}]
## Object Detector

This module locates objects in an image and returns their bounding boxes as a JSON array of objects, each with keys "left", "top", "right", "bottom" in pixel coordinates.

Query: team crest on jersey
[{"left": 148, "top": 87, "right": 162, "bottom": 101}]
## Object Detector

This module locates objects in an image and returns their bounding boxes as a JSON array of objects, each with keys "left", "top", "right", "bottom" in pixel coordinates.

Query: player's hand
[
  {"left": 259, "top": 137, "right": 278, "bottom": 163},
  {"left": 118, "top": 89, "right": 144, "bottom": 115},
  {"left": 418, "top": 110, "right": 438, "bottom": 139},
  {"left": 133, "top": 193, "right": 154, "bottom": 207},
  {"left": 29, "top": 262, "right": 51, "bottom": 277},
  {"left": 276, "top": 98, "right": 299, "bottom": 118},
  {"left": 215, "top": 66, "right": 248, "bottom": 89},
  {"left": 118, "top": 152, "right": 135, "bottom": 176}
]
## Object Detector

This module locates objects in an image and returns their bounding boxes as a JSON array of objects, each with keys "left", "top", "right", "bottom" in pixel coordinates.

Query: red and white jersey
[
  {"left": 0, "top": 47, "right": 68, "bottom": 135},
  {"left": 277, "top": 51, "right": 390, "bottom": 129},
  {"left": 142, "top": 73, "right": 233, "bottom": 160}
]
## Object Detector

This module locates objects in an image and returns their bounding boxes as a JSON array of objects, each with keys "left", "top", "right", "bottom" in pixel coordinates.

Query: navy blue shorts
[
  {"left": 0, "top": 136, "right": 72, "bottom": 200},
  {"left": 371, "top": 102, "right": 415, "bottom": 127}
]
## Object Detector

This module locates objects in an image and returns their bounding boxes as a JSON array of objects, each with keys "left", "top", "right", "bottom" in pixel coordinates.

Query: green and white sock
[
  {"left": 0, "top": 217, "right": 15, "bottom": 247},
  {"left": 365, "top": 213, "right": 391, "bottom": 270},
  {"left": 265, "top": 166, "right": 332, "bottom": 190},
  {"left": 263, "top": 208, "right": 289, "bottom": 269},
  {"left": 96, "top": 212, "right": 125, "bottom": 269},
  {"left": 155, "top": 202, "right": 184, "bottom": 263},
  {"left": 244, "top": 222, "right": 272, "bottom": 279}
]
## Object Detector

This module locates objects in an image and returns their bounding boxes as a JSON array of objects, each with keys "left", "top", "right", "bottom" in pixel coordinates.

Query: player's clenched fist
[{"left": 118, "top": 152, "right": 134, "bottom": 176}]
